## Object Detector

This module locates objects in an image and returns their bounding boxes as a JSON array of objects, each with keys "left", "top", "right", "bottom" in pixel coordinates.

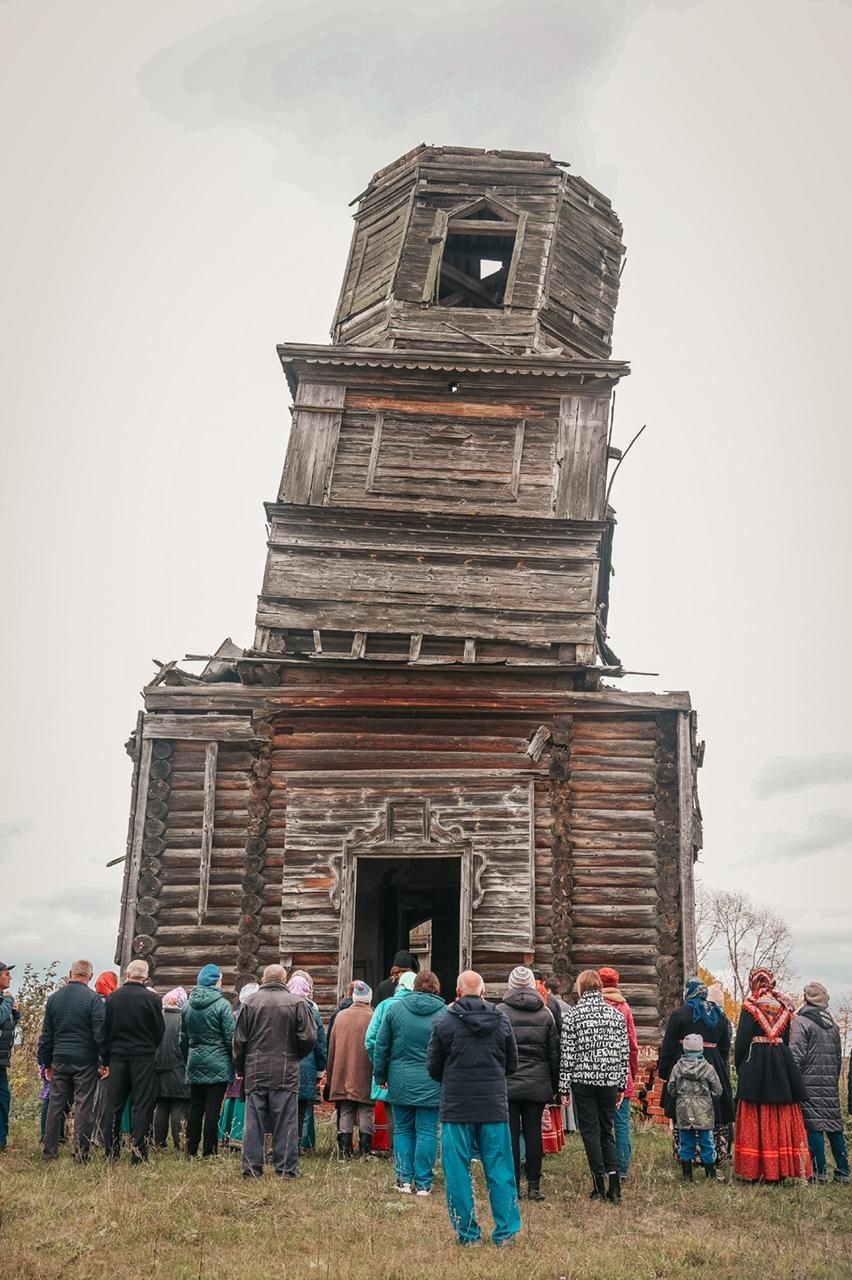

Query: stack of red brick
[{"left": 634, "top": 1046, "right": 669, "bottom": 1126}]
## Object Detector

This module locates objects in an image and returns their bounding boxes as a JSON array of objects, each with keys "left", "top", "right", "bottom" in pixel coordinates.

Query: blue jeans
[
  {"left": 441, "top": 1121, "right": 521, "bottom": 1246},
  {"left": 0, "top": 1068, "right": 10, "bottom": 1148},
  {"left": 679, "top": 1128, "right": 716, "bottom": 1165},
  {"left": 807, "top": 1130, "right": 850, "bottom": 1181},
  {"left": 614, "top": 1095, "right": 632, "bottom": 1177},
  {"left": 392, "top": 1104, "right": 439, "bottom": 1190}
]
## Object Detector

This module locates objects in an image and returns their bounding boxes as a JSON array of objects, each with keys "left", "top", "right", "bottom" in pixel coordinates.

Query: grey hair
[
  {"left": 262, "top": 964, "right": 288, "bottom": 985},
  {"left": 125, "top": 959, "right": 149, "bottom": 981},
  {"left": 70, "top": 959, "right": 94, "bottom": 979}
]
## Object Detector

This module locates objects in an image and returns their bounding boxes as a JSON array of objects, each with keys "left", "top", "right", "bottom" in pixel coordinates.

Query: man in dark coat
[
  {"left": 427, "top": 970, "right": 521, "bottom": 1247},
  {"left": 41, "top": 960, "right": 105, "bottom": 1162},
  {"left": 790, "top": 981, "right": 849, "bottom": 1184},
  {"left": 233, "top": 963, "right": 317, "bottom": 1179},
  {"left": 501, "top": 965, "right": 559, "bottom": 1200},
  {"left": 101, "top": 959, "right": 165, "bottom": 1163},
  {"left": 0, "top": 962, "right": 19, "bottom": 1152}
]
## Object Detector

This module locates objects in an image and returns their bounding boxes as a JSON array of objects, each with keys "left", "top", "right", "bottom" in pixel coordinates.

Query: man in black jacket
[
  {"left": 101, "top": 959, "right": 165, "bottom": 1163},
  {"left": 42, "top": 960, "right": 105, "bottom": 1162},
  {"left": 426, "top": 970, "right": 521, "bottom": 1248}
]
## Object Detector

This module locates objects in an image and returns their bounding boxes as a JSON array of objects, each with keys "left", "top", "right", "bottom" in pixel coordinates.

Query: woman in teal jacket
[
  {"left": 180, "top": 964, "right": 236, "bottom": 1157},
  {"left": 372, "top": 970, "right": 445, "bottom": 1194}
]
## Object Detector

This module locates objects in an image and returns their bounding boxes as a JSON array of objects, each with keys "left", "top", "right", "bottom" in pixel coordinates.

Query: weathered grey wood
[
  {"left": 677, "top": 710, "right": 698, "bottom": 976},
  {"left": 350, "top": 631, "right": 367, "bottom": 659},
  {"left": 114, "top": 713, "right": 144, "bottom": 964},
  {"left": 143, "top": 715, "right": 259, "bottom": 742},
  {"left": 278, "top": 383, "right": 346, "bottom": 505},
  {"left": 526, "top": 724, "right": 553, "bottom": 764},
  {"left": 197, "top": 741, "right": 218, "bottom": 925},
  {"left": 554, "top": 394, "right": 609, "bottom": 519},
  {"left": 119, "top": 737, "right": 153, "bottom": 970}
]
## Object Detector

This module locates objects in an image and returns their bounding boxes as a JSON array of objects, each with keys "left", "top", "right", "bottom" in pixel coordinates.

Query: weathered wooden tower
[{"left": 116, "top": 146, "right": 702, "bottom": 1040}]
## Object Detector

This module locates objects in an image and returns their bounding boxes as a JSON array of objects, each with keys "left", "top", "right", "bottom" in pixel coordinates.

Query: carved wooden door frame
[{"left": 332, "top": 798, "right": 485, "bottom": 998}]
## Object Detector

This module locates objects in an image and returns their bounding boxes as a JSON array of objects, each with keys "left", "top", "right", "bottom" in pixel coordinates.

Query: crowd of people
[{"left": 0, "top": 953, "right": 849, "bottom": 1248}]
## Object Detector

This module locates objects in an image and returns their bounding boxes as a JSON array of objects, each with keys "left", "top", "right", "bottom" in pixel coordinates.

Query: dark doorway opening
[{"left": 352, "top": 856, "right": 461, "bottom": 1004}]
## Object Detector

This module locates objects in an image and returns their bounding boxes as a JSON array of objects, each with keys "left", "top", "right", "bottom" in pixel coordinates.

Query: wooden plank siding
[{"left": 257, "top": 504, "right": 604, "bottom": 649}]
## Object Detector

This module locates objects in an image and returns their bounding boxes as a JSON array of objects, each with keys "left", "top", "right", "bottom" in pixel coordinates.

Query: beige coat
[{"left": 327, "top": 1002, "right": 374, "bottom": 1103}]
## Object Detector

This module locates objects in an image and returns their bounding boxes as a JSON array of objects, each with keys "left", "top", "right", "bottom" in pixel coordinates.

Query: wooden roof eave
[
  {"left": 142, "top": 681, "right": 692, "bottom": 716},
  {"left": 276, "top": 342, "right": 630, "bottom": 398}
]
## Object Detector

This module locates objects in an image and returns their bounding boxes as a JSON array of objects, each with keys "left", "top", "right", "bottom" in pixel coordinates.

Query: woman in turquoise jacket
[
  {"left": 180, "top": 964, "right": 236, "bottom": 1158},
  {"left": 372, "top": 970, "right": 445, "bottom": 1194}
]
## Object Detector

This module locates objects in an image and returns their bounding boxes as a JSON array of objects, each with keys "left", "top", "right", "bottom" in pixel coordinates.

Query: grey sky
[{"left": 1, "top": 0, "right": 850, "bottom": 998}]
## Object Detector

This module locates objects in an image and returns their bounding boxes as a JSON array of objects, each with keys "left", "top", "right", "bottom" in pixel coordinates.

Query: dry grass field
[{"left": 3, "top": 1114, "right": 851, "bottom": 1280}]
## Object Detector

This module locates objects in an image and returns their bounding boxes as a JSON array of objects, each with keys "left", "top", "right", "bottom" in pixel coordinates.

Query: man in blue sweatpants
[{"left": 426, "top": 970, "right": 521, "bottom": 1247}]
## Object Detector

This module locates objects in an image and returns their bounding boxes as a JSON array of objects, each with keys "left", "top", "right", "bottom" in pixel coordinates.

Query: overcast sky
[{"left": 2, "top": 0, "right": 850, "bottom": 997}]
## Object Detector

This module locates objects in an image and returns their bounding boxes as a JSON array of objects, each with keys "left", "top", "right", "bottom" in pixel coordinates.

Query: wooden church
[{"left": 115, "top": 146, "right": 702, "bottom": 1040}]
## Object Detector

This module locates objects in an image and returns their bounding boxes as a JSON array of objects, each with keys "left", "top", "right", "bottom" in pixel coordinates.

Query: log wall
[{"left": 123, "top": 704, "right": 692, "bottom": 1041}]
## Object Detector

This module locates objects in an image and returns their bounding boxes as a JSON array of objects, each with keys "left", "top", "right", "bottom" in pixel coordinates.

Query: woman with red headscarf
[{"left": 734, "top": 967, "right": 811, "bottom": 1182}]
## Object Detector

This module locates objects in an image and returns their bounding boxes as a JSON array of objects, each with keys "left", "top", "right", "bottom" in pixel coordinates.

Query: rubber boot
[
  {"left": 681, "top": 1160, "right": 694, "bottom": 1182},
  {"left": 527, "top": 1180, "right": 545, "bottom": 1202},
  {"left": 606, "top": 1172, "right": 622, "bottom": 1204},
  {"left": 703, "top": 1161, "right": 720, "bottom": 1181},
  {"left": 589, "top": 1174, "right": 607, "bottom": 1200},
  {"left": 359, "top": 1133, "right": 374, "bottom": 1158}
]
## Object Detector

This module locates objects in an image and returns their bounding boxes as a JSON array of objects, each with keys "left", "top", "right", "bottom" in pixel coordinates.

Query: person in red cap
[
  {"left": 0, "top": 963, "right": 19, "bottom": 1152},
  {"left": 599, "top": 966, "right": 639, "bottom": 1181}
]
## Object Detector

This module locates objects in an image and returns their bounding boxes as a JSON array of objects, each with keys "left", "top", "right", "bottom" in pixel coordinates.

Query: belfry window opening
[{"left": 437, "top": 209, "right": 517, "bottom": 307}]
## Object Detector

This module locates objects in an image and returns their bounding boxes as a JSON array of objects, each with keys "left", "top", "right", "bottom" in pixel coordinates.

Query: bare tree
[
  {"left": 834, "top": 993, "right": 852, "bottom": 1059},
  {"left": 694, "top": 887, "right": 794, "bottom": 1004},
  {"left": 694, "top": 880, "right": 720, "bottom": 966}
]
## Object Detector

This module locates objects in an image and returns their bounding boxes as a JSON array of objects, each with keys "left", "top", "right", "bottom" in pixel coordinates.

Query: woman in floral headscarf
[
  {"left": 288, "top": 970, "right": 328, "bottom": 1152},
  {"left": 658, "top": 977, "right": 735, "bottom": 1167},
  {"left": 733, "top": 967, "right": 811, "bottom": 1182}
]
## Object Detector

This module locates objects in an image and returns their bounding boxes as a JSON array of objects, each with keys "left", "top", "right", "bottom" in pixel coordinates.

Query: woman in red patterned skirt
[{"left": 734, "top": 967, "right": 811, "bottom": 1182}]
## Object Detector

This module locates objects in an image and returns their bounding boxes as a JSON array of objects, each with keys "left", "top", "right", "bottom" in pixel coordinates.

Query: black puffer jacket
[
  {"left": 41, "top": 981, "right": 105, "bottom": 1068},
  {"left": 790, "top": 1007, "right": 843, "bottom": 1131},
  {"left": 0, "top": 996, "right": 18, "bottom": 1068},
  {"left": 426, "top": 996, "right": 518, "bottom": 1124},
  {"left": 501, "top": 989, "right": 559, "bottom": 1103}
]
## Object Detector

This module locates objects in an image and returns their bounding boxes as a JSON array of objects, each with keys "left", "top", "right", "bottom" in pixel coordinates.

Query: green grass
[{"left": 3, "top": 1116, "right": 851, "bottom": 1280}]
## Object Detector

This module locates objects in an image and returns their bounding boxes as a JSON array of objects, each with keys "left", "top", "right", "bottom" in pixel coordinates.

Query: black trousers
[
  {"left": 43, "top": 1062, "right": 99, "bottom": 1159},
  {"left": 186, "top": 1082, "right": 228, "bottom": 1157},
  {"left": 153, "top": 1097, "right": 189, "bottom": 1150},
  {"left": 103, "top": 1058, "right": 157, "bottom": 1162},
  {"left": 572, "top": 1083, "right": 618, "bottom": 1178},
  {"left": 508, "top": 1099, "right": 546, "bottom": 1185}
]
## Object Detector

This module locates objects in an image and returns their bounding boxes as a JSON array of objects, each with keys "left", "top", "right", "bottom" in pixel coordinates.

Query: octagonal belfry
[{"left": 332, "top": 145, "right": 624, "bottom": 359}]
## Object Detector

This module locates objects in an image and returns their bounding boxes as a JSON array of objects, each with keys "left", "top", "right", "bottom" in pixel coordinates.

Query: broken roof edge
[
  {"left": 276, "top": 342, "right": 630, "bottom": 397},
  {"left": 361, "top": 143, "right": 566, "bottom": 192}
]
